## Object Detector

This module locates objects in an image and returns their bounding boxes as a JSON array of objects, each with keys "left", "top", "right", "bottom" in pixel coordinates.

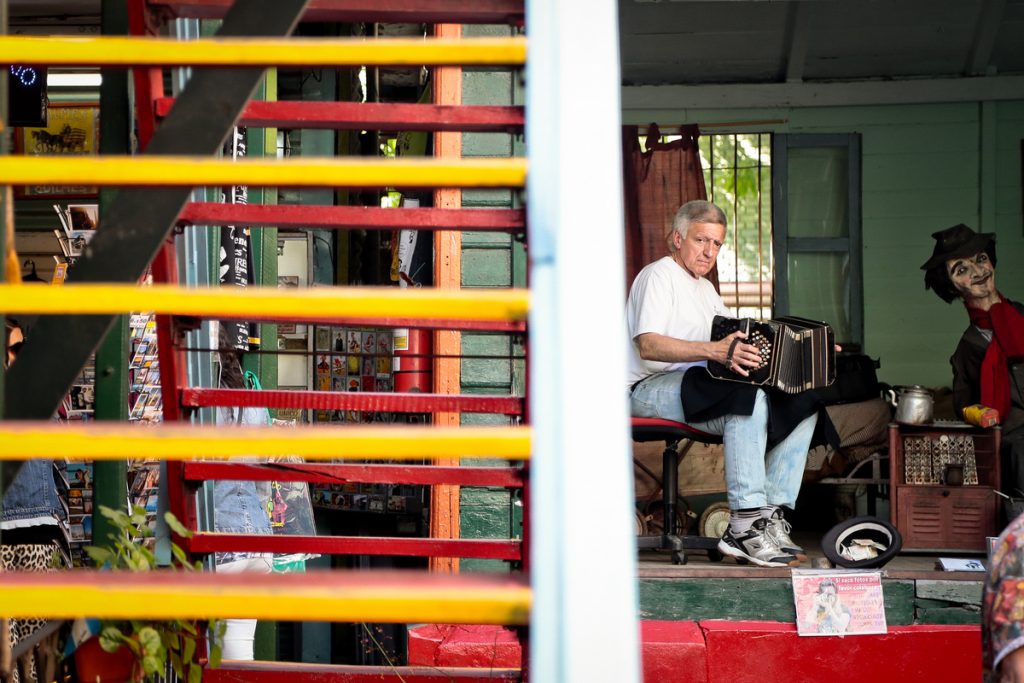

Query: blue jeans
[
  {"left": 212, "top": 407, "right": 274, "bottom": 565},
  {"left": 213, "top": 479, "right": 273, "bottom": 566},
  {"left": 630, "top": 371, "right": 816, "bottom": 510},
  {"left": 2, "top": 459, "right": 66, "bottom": 526}
]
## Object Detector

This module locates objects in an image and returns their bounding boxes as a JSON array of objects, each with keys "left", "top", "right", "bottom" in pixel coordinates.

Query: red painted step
[
  {"left": 407, "top": 620, "right": 983, "bottom": 683},
  {"left": 701, "top": 620, "right": 980, "bottom": 683}
]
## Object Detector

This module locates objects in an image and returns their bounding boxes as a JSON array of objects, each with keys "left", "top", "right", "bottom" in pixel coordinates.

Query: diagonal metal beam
[
  {"left": 780, "top": 1, "right": 810, "bottom": 83},
  {"left": 964, "top": 0, "right": 1006, "bottom": 76},
  {"left": 4, "top": 0, "right": 310, "bottom": 420}
]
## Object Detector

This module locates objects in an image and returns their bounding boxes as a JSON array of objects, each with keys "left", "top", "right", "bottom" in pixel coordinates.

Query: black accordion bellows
[{"left": 707, "top": 315, "right": 836, "bottom": 394}]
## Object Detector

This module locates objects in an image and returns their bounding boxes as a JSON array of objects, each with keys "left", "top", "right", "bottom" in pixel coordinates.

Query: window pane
[
  {"left": 787, "top": 252, "right": 851, "bottom": 343},
  {"left": 787, "top": 147, "right": 848, "bottom": 238},
  {"left": 698, "top": 133, "right": 773, "bottom": 319},
  {"left": 711, "top": 134, "right": 736, "bottom": 171}
]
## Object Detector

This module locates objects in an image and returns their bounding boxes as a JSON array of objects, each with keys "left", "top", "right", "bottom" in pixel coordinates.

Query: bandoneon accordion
[{"left": 707, "top": 315, "right": 836, "bottom": 394}]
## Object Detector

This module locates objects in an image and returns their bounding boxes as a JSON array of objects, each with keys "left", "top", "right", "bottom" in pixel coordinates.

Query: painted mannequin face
[
  {"left": 672, "top": 221, "right": 725, "bottom": 279},
  {"left": 945, "top": 251, "right": 996, "bottom": 305}
]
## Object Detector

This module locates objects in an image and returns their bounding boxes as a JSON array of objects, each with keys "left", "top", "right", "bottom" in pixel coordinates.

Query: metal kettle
[{"left": 886, "top": 385, "right": 934, "bottom": 425}]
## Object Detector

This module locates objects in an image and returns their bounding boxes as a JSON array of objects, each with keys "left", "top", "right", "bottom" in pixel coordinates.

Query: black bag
[{"left": 814, "top": 354, "right": 881, "bottom": 405}]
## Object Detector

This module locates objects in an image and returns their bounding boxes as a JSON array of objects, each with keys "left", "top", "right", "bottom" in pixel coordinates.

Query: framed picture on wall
[{"left": 14, "top": 102, "right": 100, "bottom": 198}]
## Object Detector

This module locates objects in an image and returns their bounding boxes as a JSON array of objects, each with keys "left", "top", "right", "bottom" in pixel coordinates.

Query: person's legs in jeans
[
  {"left": 764, "top": 411, "right": 816, "bottom": 509},
  {"left": 631, "top": 372, "right": 771, "bottom": 508},
  {"left": 714, "top": 391, "right": 800, "bottom": 566},
  {"left": 632, "top": 378, "right": 797, "bottom": 566},
  {"left": 629, "top": 371, "right": 689, "bottom": 423},
  {"left": 761, "top": 411, "right": 816, "bottom": 559},
  {"left": 718, "top": 389, "right": 771, "bottom": 511}
]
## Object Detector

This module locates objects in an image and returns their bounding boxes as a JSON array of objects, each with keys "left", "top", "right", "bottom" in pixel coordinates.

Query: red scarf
[{"left": 966, "top": 295, "right": 1024, "bottom": 416}]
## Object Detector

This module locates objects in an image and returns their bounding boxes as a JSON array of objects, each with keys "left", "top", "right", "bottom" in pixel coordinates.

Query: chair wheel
[
  {"left": 671, "top": 551, "right": 688, "bottom": 565},
  {"left": 707, "top": 548, "right": 724, "bottom": 562},
  {"left": 699, "top": 501, "right": 731, "bottom": 538},
  {"left": 734, "top": 556, "right": 749, "bottom": 565}
]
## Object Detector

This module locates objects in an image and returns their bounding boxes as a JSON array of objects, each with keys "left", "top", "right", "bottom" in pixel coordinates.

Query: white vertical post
[{"left": 526, "top": 1, "right": 641, "bottom": 682}]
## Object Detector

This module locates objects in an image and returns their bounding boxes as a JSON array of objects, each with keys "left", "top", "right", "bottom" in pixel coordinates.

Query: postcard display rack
[
  {"left": 309, "top": 324, "right": 426, "bottom": 518},
  {"left": 888, "top": 422, "right": 1001, "bottom": 551},
  {"left": 55, "top": 317, "right": 163, "bottom": 564},
  {"left": 127, "top": 313, "right": 163, "bottom": 537},
  {"left": 55, "top": 355, "right": 96, "bottom": 565},
  {"left": 129, "top": 313, "right": 162, "bottom": 421}
]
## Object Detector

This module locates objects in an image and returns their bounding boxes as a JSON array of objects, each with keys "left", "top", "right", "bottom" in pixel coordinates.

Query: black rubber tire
[
  {"left": 820, "top": 516, "right": 903, "bottom": 569},
  {"left": 707, "top": 548, "right": 724, "bottom": 562}
]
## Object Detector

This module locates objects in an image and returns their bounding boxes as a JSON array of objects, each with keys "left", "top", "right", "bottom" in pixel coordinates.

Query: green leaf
[
  {"left": 188, "top": 662, "right": 203, "bottom": 683},
  {"left": 84, "top": 546, "right": 114, "bottom": 566},
  {"left": 137, "top": 627, "right": 161, "bottom": 657},
  {"left": 103, "top": 507, "right": 133, "bottom": 530},
  {"left": 130, "top": 507, "right": 149, "bottom": 527},
  {"left": 182, "top": 635, "right": 197, "bottom": 664},
  {"left": 161, "top": 630, "right": 179, "bottom": 652},
  {"left": 99, "top": 626, "right": 126, "bottom": 653},
  {"left": 207, "top": 637, "right": 223, "bottom": 669},
  {"left": 170, "top": 650, "right": 185, "bottom": 678},
  {"left": 135, "top": 545, "right": 158, "bottom": 568},
  {"left": 170, "top": 543, "right": 190, "bottom": 569},
  {"left": 163, "top": 511, "right": 192, "bottom": 538},
  {"left": 142, "top": 652, "right": 162, "bottom": 678}
]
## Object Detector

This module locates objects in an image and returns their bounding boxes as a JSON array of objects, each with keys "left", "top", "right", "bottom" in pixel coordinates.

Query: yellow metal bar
[
  {"left": 0, "top": 36, "right": 526, "bottom": 67},
  {"left": 0, "top": 571, "right": 531, "bottom": 624},
  {"left": 0, "top": 156, "right": 526, "bottom": 189},
  {"left": 0, "top": 423, "right": 532, "bottom": 461},
  {"left": 0, "top": 284, "right": 529, "bottom": 322}
]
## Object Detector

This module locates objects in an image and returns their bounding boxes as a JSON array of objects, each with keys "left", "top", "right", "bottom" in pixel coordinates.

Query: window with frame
[
  {"left": 637, "top": 129, "right": 862, "bottom": 348},
  {"left": 773, "top": 133, "right": 863, "bottom": 349}
]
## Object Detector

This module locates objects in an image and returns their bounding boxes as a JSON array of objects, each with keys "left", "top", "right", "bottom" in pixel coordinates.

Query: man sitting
[{"left": 627, "top": 199, "right": 833, "bottom": 567}]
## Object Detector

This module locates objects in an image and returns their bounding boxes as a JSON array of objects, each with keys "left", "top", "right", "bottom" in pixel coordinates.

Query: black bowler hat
[
  {"left": 921, "top": 224, "right": 997, "bottom": 303},
  {"left": 920, "top": 223, "right": 995, "bottom": 271}
]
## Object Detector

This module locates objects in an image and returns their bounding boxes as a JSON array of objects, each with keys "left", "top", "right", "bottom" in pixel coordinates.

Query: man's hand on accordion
[{"left": 720, "top": 330, "right": 761, "bottom": 377}]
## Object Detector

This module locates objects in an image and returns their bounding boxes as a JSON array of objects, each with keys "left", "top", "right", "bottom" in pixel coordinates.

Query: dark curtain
[{"left": 622, "top": 123, "right": 717, "bottom": 292}]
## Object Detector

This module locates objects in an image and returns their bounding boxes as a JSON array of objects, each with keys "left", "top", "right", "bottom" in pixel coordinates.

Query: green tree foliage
[{"left": 699, "top": 133, "right": 772, "bottom": 285}]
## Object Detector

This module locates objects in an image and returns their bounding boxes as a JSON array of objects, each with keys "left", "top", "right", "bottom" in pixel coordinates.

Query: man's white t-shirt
[{"left": 626, "top": 255, "right": 730, "bottom": 388}]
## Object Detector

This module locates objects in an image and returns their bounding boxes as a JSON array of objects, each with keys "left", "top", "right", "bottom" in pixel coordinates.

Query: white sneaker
[
  {"left": 766, "top": 509, "right": 807, "bottom": 562},
  {"left": 717, "top": 518, "right": 801, "bottom": 568}
]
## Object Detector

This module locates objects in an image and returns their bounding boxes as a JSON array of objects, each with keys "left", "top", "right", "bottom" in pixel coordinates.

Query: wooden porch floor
[{"left": 636, "top": 530, "right": 981, "bottom": 580}]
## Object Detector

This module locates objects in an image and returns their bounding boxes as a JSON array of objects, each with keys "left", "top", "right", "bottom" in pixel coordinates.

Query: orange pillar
[{"left": 430, "top": 23, "right": 462, "bottom": 573}]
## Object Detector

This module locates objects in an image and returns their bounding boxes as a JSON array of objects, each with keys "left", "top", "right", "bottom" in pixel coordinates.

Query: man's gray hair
[{"left": 670, "top": 200, "right": 727, "bottom": 243}]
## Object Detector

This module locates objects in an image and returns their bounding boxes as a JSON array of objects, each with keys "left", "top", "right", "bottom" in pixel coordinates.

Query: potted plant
[{"left": 79, "top": 505, "right": 224, "bottom": 683}]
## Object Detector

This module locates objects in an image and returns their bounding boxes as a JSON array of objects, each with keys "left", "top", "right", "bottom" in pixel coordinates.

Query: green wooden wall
[
  {"left": 639, "top": 577, "right": 982, "bottom": 626},
  {"left": 458, "top": 24, "right": 526, "bottom": 573},
  {"left": 625, "top": 100, "right": 1024, "bottom": 391}
]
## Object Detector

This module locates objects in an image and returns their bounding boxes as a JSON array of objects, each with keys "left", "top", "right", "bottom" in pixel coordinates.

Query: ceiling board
[{"left": 619, "top": 0, "right": 1024, "bottom": 87}]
